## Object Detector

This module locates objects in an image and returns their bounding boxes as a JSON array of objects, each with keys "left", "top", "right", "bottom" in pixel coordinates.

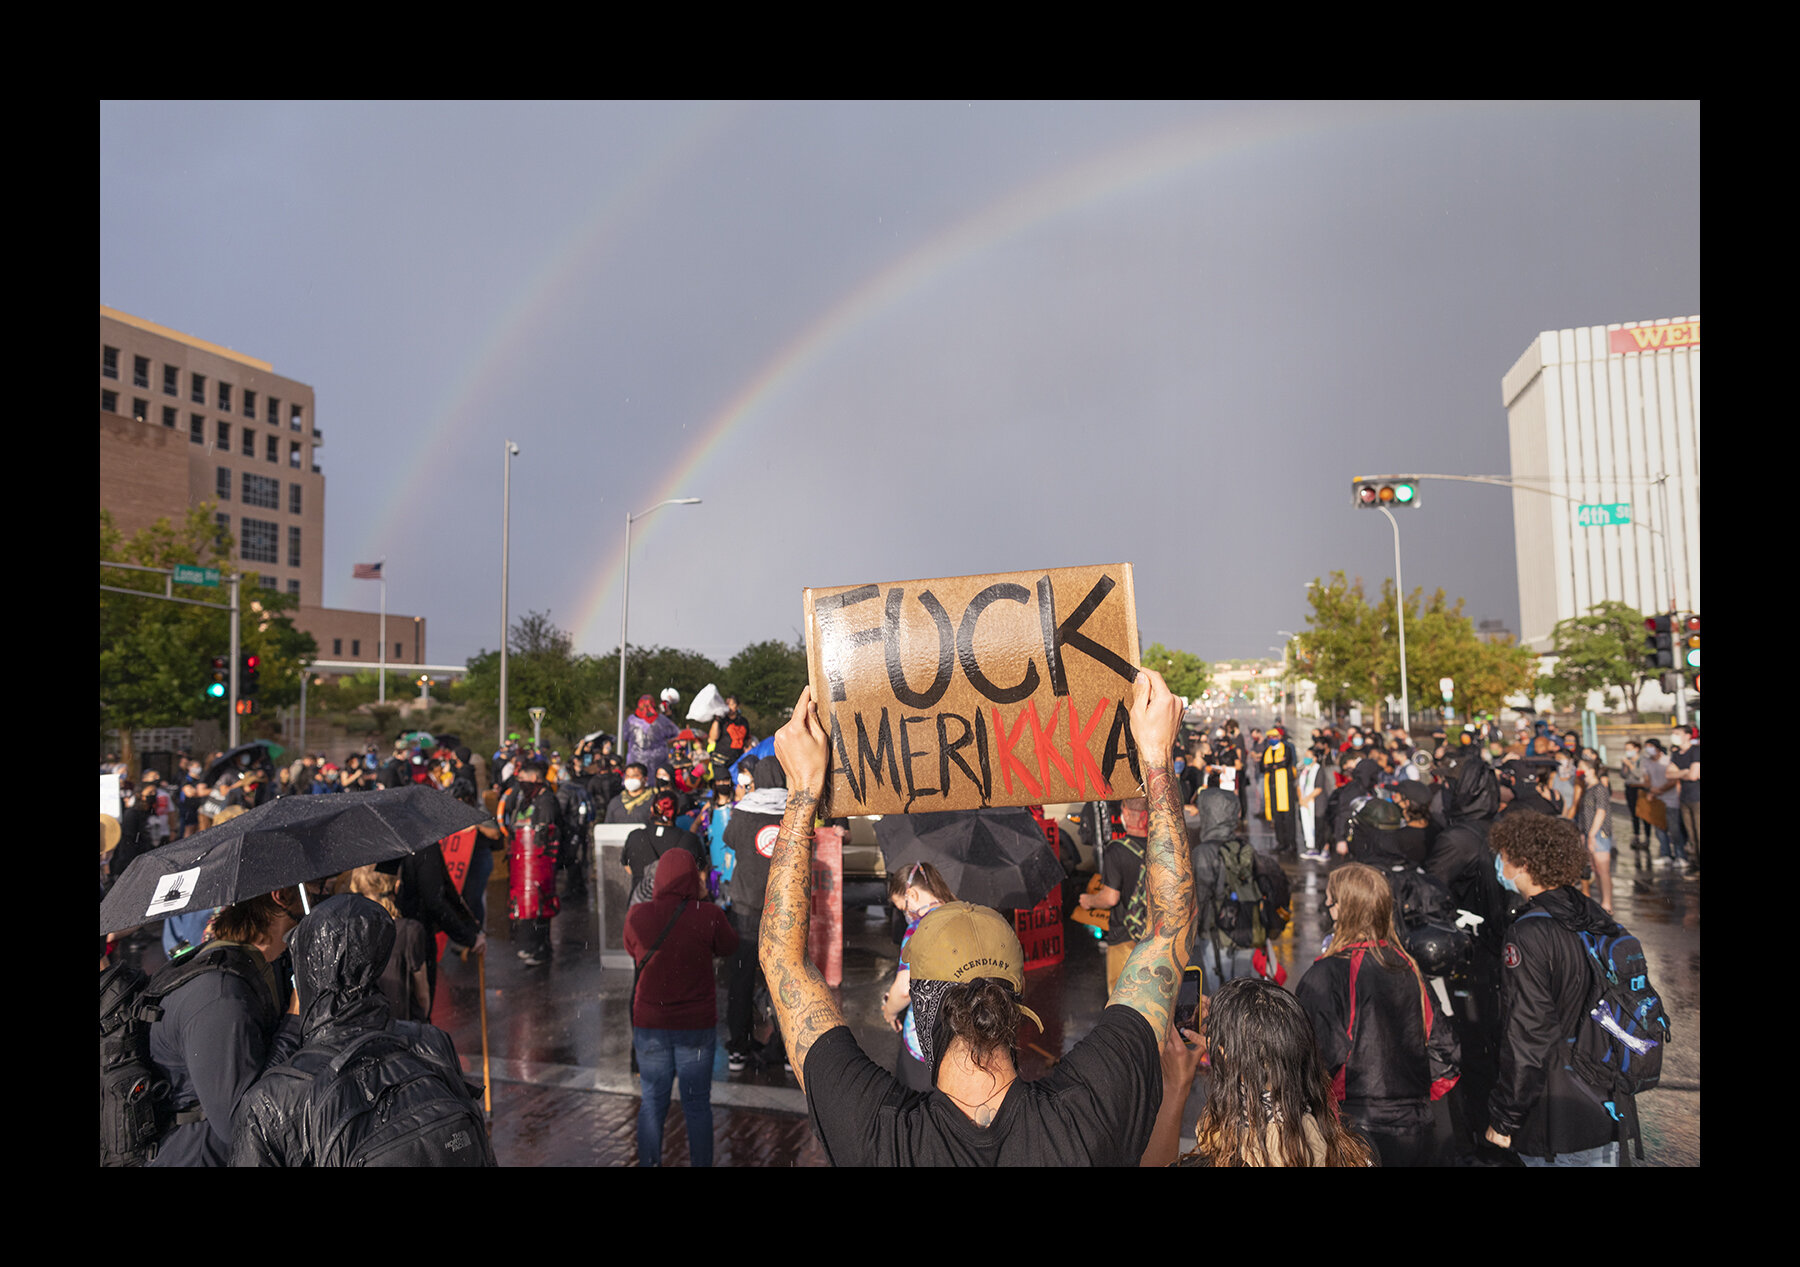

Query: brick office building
[{"left": 99, "top": 305, "right": 425, "bottom": 673}]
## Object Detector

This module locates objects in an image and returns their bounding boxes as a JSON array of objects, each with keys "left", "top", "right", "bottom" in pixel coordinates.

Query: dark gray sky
[{"left": 99, "top": 100, "right": 1699, "bottom": 670}]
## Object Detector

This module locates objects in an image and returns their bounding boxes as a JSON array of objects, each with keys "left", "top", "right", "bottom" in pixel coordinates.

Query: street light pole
[
  {"left": 1377, "top": 505, "right": 1410, "bottom": 735},
  {"left": 616, "top": 497, "right": 702, "bottom": 746},
  {"left": 499, "top": 440, "right": 519, "bottom": 751}
]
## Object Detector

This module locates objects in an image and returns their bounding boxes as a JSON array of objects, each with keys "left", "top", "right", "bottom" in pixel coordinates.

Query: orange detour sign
[{"left": 803, "top": 563, "right": 1143, "bottom": 817}]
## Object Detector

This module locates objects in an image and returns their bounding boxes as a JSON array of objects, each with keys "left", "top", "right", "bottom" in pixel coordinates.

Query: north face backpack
[
  {"left": 99, "top": 941, "right": 276, "bottom": 1166},
  {"left": 1517, "top": 909, "right": 1670, "bottom": 1163},
  {"left": 302, "top": 1029, "right": 495, "bottom": 1167}
]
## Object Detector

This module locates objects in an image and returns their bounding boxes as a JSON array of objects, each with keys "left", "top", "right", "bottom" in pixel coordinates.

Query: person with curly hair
[{"left": 1486, "top": 812, "right": 1625, "bottom": 1165}]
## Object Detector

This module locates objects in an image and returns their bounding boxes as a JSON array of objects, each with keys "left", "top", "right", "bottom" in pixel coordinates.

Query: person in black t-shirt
[
  {"left": 623, "top": 790, "right": 708, "bottom": 904},
  {"left": 1080, "top": 798, "right": 1147, "bottom": 996},
  {"left": 756, "top": 671, "right": 1198, "bottom": 1167}
]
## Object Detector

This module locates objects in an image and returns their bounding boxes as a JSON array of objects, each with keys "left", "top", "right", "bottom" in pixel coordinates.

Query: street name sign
[
  {"left": 1574, "top": 503, "right": 1631, "bottom": 527},
  {"left": 172, "top": 565, "right": 221, "bottom": 586}
]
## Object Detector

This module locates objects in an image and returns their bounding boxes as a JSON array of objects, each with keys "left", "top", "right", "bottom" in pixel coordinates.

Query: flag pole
[{"left": 378, "top": 557, "right": 387, "bottom": 704}]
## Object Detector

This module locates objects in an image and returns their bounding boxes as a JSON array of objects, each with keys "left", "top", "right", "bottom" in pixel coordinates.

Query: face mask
[
  {"left": 622, "top": 778, "right": 643, "bottom": 793},
  {"left": 1173, "top": 759, "right": 1186, "bottom": 774},
  {"left": 1351, "top": 738, "right": 1363, "bottom": 749},
  {"left": 1495, "top": 852, "right": 1519, "bottom": 894}
]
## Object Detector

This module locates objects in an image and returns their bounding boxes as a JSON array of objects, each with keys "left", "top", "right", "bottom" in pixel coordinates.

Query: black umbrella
[
  {"left": 873, "top": 808, "right": 1065, "bottom": 911},
  {"left": 202, "top": 739, "right": 284, "bottom": 784},
  {"left": 99, "top": 784, "right": 492, "bottom": 936}
]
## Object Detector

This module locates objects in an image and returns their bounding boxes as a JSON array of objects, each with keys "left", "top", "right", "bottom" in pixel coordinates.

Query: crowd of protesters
[{"left": 100, "top": 681, "right": 1685, "bottom": 1167}]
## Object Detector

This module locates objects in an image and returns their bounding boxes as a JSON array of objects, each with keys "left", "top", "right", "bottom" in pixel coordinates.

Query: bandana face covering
[{"left": 906, "top": 977, "right": 957, "bottom": 1081}]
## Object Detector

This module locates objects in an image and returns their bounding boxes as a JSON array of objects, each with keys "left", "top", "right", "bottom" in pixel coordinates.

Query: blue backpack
[{"left": 1517, "top": 909, "right": 1669, "bottom": 1162}]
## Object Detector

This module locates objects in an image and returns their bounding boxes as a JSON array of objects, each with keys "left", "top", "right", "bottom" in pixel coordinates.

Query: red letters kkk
[{"left": 803, "top": 564, "right": 1142, "bottom": 816}]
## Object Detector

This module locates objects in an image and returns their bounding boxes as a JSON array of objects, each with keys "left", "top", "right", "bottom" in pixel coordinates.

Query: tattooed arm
[
  {"left": 758, "top": 685, "right": 846, "bottom": 1095},
  {"left": 1106, "top": 669, "right": 1198, "bottom": 1040}
]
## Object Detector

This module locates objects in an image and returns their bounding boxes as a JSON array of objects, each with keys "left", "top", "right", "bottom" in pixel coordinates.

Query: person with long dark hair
[
  {"left": 882, "top": 861, "right": 957, "bottom": 1091},
  {"left": 1158, "top": 976, "right": 1375, "bottom": 1167},
  {"left": 1293, "top": 863, "right": 1459, "bottom": 1166}
]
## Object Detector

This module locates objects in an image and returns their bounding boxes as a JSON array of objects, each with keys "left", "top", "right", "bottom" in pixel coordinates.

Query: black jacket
[
  {"left": 383, "top": 842, "right": 481, "bottom": 948},
  {"left": 229, "top": 895, "right": 481, "bottom": 1166},
  {"left": 146, "top": 941, "right": 302, "bottom": 1167},
  {"left": 1487, "top": 886, "right": 1620, "bottom": 1158},
  {"left": 1295, "top": 943, "right": 1460, "bottom": 1132}
]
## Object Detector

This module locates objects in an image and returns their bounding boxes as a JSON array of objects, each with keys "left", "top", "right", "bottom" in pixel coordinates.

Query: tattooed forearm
[
  {"left": 1108, "top": 762, "right": 1198, "bottom": 1037},
  {"left": 757, "top": 785, "right": 844, "bottom": 1093}
]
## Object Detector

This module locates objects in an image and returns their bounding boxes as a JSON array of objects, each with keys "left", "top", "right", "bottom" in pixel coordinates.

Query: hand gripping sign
[{"left": 804, "top": 564, "right": 1143, "bottom": 817}]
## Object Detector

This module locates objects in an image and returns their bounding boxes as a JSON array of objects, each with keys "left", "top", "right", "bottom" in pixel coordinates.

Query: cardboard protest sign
[{"left": 803, "top": 563, "right": 1142, "bottom": 816}]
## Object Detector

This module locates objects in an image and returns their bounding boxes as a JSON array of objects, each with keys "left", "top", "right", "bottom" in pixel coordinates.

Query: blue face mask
[
  {"left": 1173, "top": 759, "right": 1186, "bottom": 774},
  {"left": 1495, "top": 852, "right": 1519, "bottom": 894}
]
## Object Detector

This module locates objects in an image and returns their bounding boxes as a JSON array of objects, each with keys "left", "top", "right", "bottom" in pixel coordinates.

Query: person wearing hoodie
[
  {"left": 1328, "top": 755, "right": 1384, "bottom": 856},
  {"left": 721, "top": 754, "right": 790, "bottom": 1073},
  {"left": 229, "top": 893, "right": 493, "bottom": 1167},
  {"left": 1486, "top": 813, "right": 1626, "bottom": 1166},
  {"left": 626, "top": 693, "right": 680, "bottom": 781},
  {"left": 1188, "top": 788, "right": 1289, "bottom": 993},
  {"left": 1421, "top": 746, "right": 1506, "bottom": 1156},
  {"left": 622, "top": 848, "right": 738, "bottom": 1166}
]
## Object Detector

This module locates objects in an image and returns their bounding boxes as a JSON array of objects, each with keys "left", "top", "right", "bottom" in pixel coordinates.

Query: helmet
[
  {"left": 1403, "top": 922, "right": 1471, "bottom": 976},
  {"left": 1352, "top": 797, "right": 1403, "bottom": 836}
]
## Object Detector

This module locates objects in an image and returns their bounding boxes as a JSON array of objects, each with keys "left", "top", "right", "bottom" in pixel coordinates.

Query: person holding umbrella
[{"left": 759, "top": 671, "right": 1198, "bottom": 1165}]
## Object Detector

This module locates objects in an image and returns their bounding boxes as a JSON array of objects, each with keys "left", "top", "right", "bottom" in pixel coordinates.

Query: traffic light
[
  {"left": 206, "top": 655, "right": 229, "bottom": 700},
  {"left": 1683, "top": 613, "right": 1700, "bottom": 670},
  {"left": 1353, "top": 476, "right": 1421, "bottom": 509},
  {"left": 235, "top": 698, "right": 258, "bottom": 716},
  {"left": 1643, "top": 614, "right": 1674, "bottom": 673},
  {"left": 240, "top": 653, "right": 261, "bottom": 702}
]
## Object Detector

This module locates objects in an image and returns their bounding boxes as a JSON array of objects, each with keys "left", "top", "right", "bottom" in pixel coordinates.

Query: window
[
  {"left": 218, "top": 382, "right": 232, "bottom": 412},
  {"left": 266, "top": 434, "right": 278, "bottom": 463},
  {"left": 243, "top": 389, "right": 256, "bottom": 419},
  {"left": 395, "top": 642, "right": 403, "bottom": 658},
  {"left": 268, "top": 397, "right": 280, "bottom": 426},
  {"left": 333, "top": 638, "right": 342, "bottom": 655},
  {"left": 191, "top": 373, "right": 206, "bottom": 404},
  {"left": 216, "top": 512, "right": 230, "bottom": 534},
  {"left": 163, "top": 365, "right": 179, "bottom": 397},
  {"left": 352, "top": 639, "right": 361, "bottom": 657},
  {"left": 260, "top": 576, "right": 278, "bottom": 591},
  {"left": 289, "top": 483, "right": 302, "bottom": 515},
  {"left": 102, "top": 346, "right": 119, "bottom": 379},
  {"left": 134, "top": 356, "right": 150, "bottom": 389},
  {"left": 240, "top": 517, "right": 278, "bottom": 564},
  {"left": 101, "top": 389, "right": 118, "bottom": 413},
  {"left": 288, "top": 579, "right": 300, "bottom": 597},
  {"left": 190, "top": 414, "right": 205, "bottom": 444},
  {"left": 242, "top": 472, "right": 279, "bottom": 509},
  {"left": 132, "top": 398, "right": 149, "bottom": 422},
  {"left": 290, "top": 403, "right": 304, "bottom": 431},
  {"left": 217, "top": 420, "right": 230, "bottom": 450},
  {"left": 289, "top": 526, "right": 302, "bottom": 567},
  {"left": 241, "top": 427, "right": 255, "bottom": 457},
  {"left": 216, "top": 467, "right": 232, "bottom": 501},
  {"left": 162, "top": 406, "right": 177, "bottom": 429},
  {"left": 288, "top": 441, "right": 301, "bottom": 469}
]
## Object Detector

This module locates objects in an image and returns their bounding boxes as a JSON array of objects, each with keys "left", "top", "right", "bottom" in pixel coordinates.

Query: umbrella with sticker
[{"left": 99, "top": 784, "right": 492, "bottom": 936}]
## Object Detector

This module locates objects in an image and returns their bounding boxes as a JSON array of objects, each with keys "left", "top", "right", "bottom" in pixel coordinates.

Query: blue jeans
[
  {"left": 1521, "top": 1141, "right": 1619, "bottom": 1167},
  {"left": 633, "top": 1028, "right": 716, "bottom": 1167},
  {"left": 1654, "top": 810, "right": 1687, "bottom": 863}
]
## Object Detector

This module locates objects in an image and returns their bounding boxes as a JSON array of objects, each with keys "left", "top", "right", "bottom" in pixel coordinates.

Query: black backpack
[
  {"left": 298, "top": 1028, "right": 494, "bottom": 1167},
  {"left": 99, "top": 940, "right": 277, "bottom": 1167},
  {"left": 1516, "top": 909, "right": 1669, "bottom": 1163}
]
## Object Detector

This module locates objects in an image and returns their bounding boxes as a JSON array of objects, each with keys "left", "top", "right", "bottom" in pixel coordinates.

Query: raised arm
[
  {"left": 758, "top": 686, "right": 847, "bottom": 1094},
  {"left": 1107, "top": 670, "right": 1198, "bottom": 1039}
]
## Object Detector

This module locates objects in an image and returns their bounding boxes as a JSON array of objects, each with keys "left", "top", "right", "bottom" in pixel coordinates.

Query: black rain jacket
[
  {"left": 1487, "top": 886, "right": 1621, "bottom": 1158},
  {"left": 229, "top": 894, "right": 479, "bottom": 1166}
]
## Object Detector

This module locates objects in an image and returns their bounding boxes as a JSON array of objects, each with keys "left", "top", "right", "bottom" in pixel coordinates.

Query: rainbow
[
  {"left": 568, "top": 100, "right": 1436, "bottom": 652},
  {"left": 355, "top": 102, "right": 745, "bottom": 574}
]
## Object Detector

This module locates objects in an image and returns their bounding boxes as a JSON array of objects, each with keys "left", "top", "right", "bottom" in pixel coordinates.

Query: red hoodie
[{"left": 622, "top": 848, "right": 738, "bottom": 1031}]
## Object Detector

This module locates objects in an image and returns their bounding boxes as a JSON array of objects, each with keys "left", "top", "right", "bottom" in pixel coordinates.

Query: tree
[
  {"left": 100, "top": 505, "right": 316, "bottom": 775},
  {"left": 1543, "top": 600, "right": 1647, "bottom": 720},
  {"left": 461, "top": 610, "right": 611, "bottom": 749},
  {"left": 723, "top": 639, "right": 810, "bottom": 731},
  {"left": 1295, "top": 572, "right": 1390, "bottom": 728},
  {"left": 1142, "top": 643, "right": 1211, "bottom": 703}
]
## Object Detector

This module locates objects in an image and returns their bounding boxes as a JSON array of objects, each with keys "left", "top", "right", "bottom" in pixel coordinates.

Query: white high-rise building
[{"left": 1503, "top": 315, "right": 1699, "bottom": 653}]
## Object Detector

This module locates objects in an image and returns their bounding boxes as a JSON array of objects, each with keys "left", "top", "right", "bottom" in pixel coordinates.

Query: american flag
[{"left": 353, "top": 562, "right": 383, "bottom": 580}]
